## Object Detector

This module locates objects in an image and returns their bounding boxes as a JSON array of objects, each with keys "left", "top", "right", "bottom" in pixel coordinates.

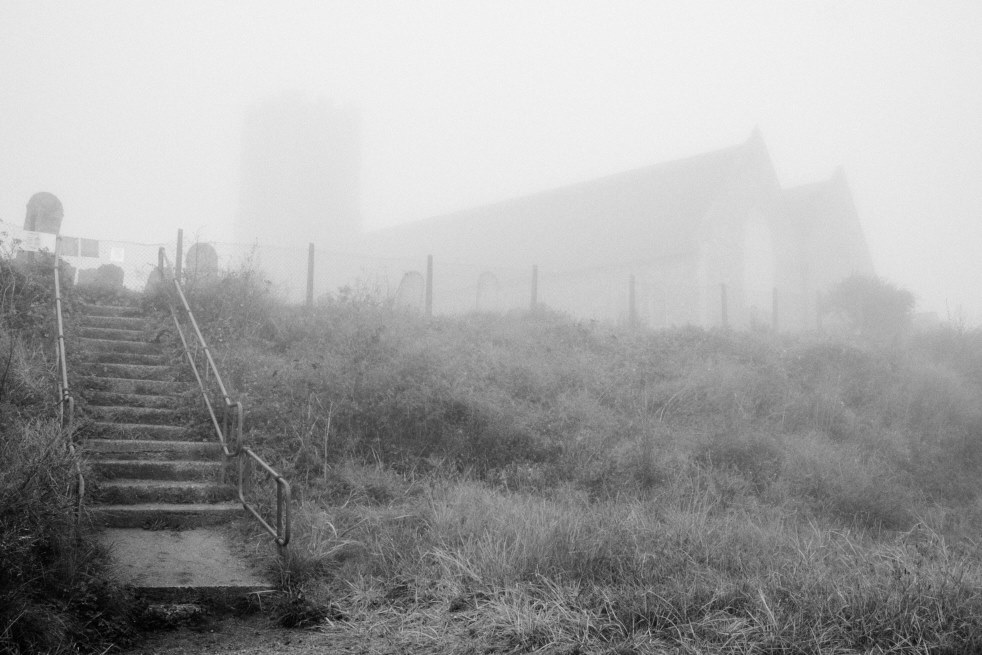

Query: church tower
[{"left": 236, "top": 94, "right": 361, "bottom": 248}]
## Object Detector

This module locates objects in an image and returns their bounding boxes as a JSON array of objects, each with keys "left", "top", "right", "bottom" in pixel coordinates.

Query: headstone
[
  {"left": 184, "top": 242, "right": 219, "bottom": 281},
  {"left": 24, "top": 192, "right": 64, "bottom": 235},
  {"left": 394, "top": 271, "right": 424, "bottom": 311}
]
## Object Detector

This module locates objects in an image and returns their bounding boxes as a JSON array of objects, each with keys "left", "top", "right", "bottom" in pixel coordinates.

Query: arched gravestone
[
  {"left": 476, "top": 272, "right": 500, "bottom": 312},
  {"left": 24, "top": 192, "right": 64, "bottom": 234},
  {"left": 394, "top": 271, "right": 425, "bottom": 311},
  {"left": 184, "top": 242, "right": 219, "bottom": 281}
]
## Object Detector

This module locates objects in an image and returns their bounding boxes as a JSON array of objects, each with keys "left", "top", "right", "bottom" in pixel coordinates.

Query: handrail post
[{"left": 52, "top": 241, "right": 82, "bottom": 525}]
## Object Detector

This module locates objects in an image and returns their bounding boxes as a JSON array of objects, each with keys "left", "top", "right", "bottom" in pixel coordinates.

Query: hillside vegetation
[
  {"left": 0, "top": 255, "right": 134, "bottom": 655},
  {"left": 175, "top": 271, "right": 982, "bottom": 654}
]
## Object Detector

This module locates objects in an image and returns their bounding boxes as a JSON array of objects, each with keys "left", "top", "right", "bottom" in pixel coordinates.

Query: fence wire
[{"left": 1, "top": 222, "right": 820, "bottom": 330}]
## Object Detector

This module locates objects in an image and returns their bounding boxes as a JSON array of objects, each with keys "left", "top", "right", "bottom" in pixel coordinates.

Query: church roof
[
  {"left": 364, "top": 132, "right": 771, "bottom": 272},
  {"left": 783, "top": 168, "right": 875, "bottom": 276}
]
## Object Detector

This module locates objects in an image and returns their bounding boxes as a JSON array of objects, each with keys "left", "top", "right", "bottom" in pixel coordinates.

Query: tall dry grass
[
  {"left": 191, "top": 272, "right": 982, "bottom": 651},
  {"left": 0, "top": 254, "right": 135, "bottom": 654}
]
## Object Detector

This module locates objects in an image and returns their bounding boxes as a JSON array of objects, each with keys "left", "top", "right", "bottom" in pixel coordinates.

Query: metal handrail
[
  {"left": 156, "top": 248, "right": 290, "bottom": 549},
  {"left": 53, "top": 243, "right": 84, "bottom": 517}
]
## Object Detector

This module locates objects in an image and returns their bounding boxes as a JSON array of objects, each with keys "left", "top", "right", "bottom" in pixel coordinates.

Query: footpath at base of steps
[
  {"left": 75, "top": 298, "right": 275, "bottom": 605},
  {"left": 98, "top": 527, "right": 272, "bottom": 604}
]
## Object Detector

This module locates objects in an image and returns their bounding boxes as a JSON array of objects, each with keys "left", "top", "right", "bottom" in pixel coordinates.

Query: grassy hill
[
  {"left": 180, "top": 273, "right": 982, "bottom": 653},
  {"left": 6, "top": 255, "right": 982, "bottom": 652}
]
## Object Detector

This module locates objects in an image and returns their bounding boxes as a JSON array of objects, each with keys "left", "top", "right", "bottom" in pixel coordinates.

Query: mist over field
[
  {"left": 2, "top": 2, "right": 982, "bottom": 322},
  {"left": 6, "top": 5, "right": 982, "bottom": 651}
]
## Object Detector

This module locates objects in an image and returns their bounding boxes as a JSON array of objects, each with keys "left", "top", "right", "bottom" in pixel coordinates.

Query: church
[
  {"left": 357, "top": 129, "right": 874, "bottom": 330},
  {"left": 233, "top": 99, "right": 873, "bottom": 330}
]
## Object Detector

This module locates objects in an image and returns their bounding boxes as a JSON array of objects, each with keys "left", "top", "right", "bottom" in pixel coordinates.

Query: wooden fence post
[
  {"left": 425, "top": 255, "right": 433, "bottom": 317},
  {"left": 720, "top": 283, "right": 729, "bottom": 328},
  {"left": 175, "top": 229, "right": 184, "bottom": 281},
  {"left": 772, "top": 287, "right": 779, "bottom": 332},
  {"left": 628, "top": 274, "right": 637, "bottom": 328},
  {"left": 306, "top": 243, "right": 315, "bottom": 307},
  {"left": 530, "top": 265, "right": 538, "bottom": 311}
]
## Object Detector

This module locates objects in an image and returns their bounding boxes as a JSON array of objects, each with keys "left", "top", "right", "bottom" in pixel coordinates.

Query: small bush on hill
[{"left": 824, "top": 275, "right": 915, "bottom": 341}]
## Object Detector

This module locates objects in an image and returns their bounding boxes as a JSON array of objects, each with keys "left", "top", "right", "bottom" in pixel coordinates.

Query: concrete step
[
  {"left": 90, "top": 504, "right": 244, "bottom": 529},
  {"left": 79, "top": 314, "right": 147, "bottom": 331},
  {"left": 80, "top": 303, "right": 144, "bottom": 318},
  {"left": 79, "top": 362, "right": 174, "bottom": 381},
  {"left": 81, "top": 337, "right": 162, "bottom": 355},
  {"left": 97, "top": 527, "right": 273, "bottom": 604},
  {"left": 85, "top": 391, "right": 178, "bottom": 409},
  {"left": 85, "top": 439, "right": 223, "bottom": 461},
  {"left": 83, "top": 351, "right": 170, "bottom": 366},
  {"left": 92, "top": 480, "right": 236, "bottom": 504},
  {"left": 81, "top": 326, "right": 147, "bottom": 342},
  {"left": 81, "top": 377, "right": 181, "bottom": 395},
  {"left": 86, "top": 404, "right": 183, "bottom": 425},
  {"left": 83, "top": 421, "right": 200, "bottom": 441},
  {"left": 93, "top": 459, "right": 223, "bottom": 482}
]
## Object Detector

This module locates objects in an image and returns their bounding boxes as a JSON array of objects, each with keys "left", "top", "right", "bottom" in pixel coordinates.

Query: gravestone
[
  {"left": 185, "top": 242, "right": 219, "bottom": 281},
  {"left": 24, "top": 192, "right": 64, "bottom": 234},
  {"left": 394, "top": 271, "right": 424, "bottom": 311}
]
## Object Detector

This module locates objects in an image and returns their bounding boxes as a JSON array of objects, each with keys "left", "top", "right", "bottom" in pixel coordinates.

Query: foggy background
[{"left": 2, "top": 1, "right": 980, "bottom": 323}]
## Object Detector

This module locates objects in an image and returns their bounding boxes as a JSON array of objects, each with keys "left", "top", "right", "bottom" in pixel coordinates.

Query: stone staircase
[{"left": 75, "top": 299, "right": 272, "bottom": 602}]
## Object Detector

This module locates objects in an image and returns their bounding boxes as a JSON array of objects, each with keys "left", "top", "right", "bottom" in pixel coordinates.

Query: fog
[{"left": 2, "top": 1, "right": 981, "bottom": 322}]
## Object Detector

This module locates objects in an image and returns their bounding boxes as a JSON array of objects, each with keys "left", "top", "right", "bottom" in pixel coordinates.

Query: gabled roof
[
  {"left": 783, "top": 168, "right": 875, "bottom": 277},
  {"left": 363, "top": 132, "right": 772, "bottom": 272}
]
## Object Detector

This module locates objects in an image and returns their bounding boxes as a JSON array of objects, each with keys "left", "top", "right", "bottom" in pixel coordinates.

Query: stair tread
[
  {"left": 90, "top": 502, "right": 242, "bottom": 512},
  {"left": 85, "top": 438, "right": 217, "bottom": 447},
  {"left": 81, "top": 377, "right": 180, "bottom": 389},
  {"left": 95, "top": 458, "right": 221, "bottom": 464},
  {"left": 96, "top": 479, "right": 225, "bottom": 487},
  {"left": 89, "top": 421, "right": 187, "bottom": 429}
]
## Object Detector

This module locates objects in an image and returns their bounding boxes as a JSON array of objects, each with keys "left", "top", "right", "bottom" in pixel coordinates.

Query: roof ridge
[{"left": 389, "top": 137, "right": 755, "bottom": 229}]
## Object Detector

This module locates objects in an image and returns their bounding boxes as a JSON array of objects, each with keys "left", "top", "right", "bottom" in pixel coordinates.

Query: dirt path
[{"left": 117, "top": 610, "right": 480, "bottom": 655}]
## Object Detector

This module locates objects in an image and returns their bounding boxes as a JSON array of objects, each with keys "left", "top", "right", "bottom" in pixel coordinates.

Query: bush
[{"left": 823, "top": 275, "right": 915, "bottom": 341}]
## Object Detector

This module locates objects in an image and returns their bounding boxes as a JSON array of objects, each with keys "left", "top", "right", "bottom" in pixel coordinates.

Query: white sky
[{"left": 2, "top": 1, "right": 981, "bottom": 322}]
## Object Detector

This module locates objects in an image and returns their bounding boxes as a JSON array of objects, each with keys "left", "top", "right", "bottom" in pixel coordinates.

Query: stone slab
[{"left": 99, "top": 527, "right": 273, "bottom": 594}]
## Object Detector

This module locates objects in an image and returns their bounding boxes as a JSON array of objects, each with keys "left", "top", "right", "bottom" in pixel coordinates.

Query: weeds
[
  {"left": 0, "top": 254, "right": 134, "bottom": 654},
  {"left": 195, "top": 270, "right": 982, "bottom": 651}
]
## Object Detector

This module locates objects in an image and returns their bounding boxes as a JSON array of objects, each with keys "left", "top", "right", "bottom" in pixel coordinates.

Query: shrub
[{"left": 823, "top": 275, "right": 915, "bottom": 341}]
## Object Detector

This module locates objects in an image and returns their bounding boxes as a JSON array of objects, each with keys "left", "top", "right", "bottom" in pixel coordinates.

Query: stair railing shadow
[{"left": 155, "top": 247, "right": 291, "bottom": 551}]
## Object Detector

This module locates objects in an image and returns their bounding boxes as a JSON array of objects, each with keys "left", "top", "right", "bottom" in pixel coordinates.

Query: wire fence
[{"left": 1, "top": 222, "right": 821, "bottom": 331}]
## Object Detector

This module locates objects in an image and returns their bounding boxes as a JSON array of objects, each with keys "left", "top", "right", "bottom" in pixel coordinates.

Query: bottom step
[
  {"left": 90, "top": 502, "right": 243, "bottom": 529},
  {"left": 98, "top": 527, "right": 275, "bottom": 604}
]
